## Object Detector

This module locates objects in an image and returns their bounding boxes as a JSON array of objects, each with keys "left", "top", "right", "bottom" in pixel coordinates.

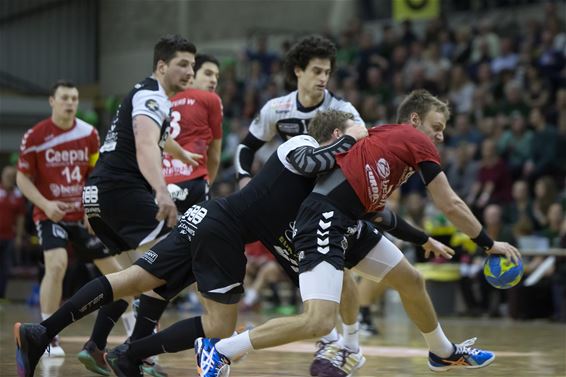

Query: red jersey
[
  {"left": 0, "top": 185, "right": 26, "bottom": 239},
  {"left": 336, "top": 124, "right": 440, "bottom": 212},
  {"left": 17, "top": 118, "right": 100, "bottom": 222},
  {"left": 163, "top": 89, "right": 223, "bottom": 183}
]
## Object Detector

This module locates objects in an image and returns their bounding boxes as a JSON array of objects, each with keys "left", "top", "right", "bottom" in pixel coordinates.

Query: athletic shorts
[
  {"left": 135, "top": 200, "right": 248, "bottom": 303},
  {"left": 35, "top": 220, "right": 110, "bottom": 261},
  {"left": 294, "top": 193, "right": 381, "bottom": 274},
  {"left": 167, "top": 178, "right": 209, "bottom": 214},
  {"left": 83, "top": 181, "right": 171, "bottom": 255}
]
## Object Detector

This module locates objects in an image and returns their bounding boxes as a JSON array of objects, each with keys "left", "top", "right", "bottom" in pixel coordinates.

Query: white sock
[
  {"left": 215, "top": 330, "right": 254, "bottom": 360},
  {"left": 41, "top": 313, "right": 51, "bottom": 321},
  {"left": 342, "top": 322, "right": 360, "bottom": 352},
  {"left": 243, "top": 289, "right": 258, "bottom": 306},
  {"left": 321, "top": 328, "right": 340, "bottom": 343},
  {"left": 422, "top": 324, "right": 454, "bottom": 358},
  {"left": 121, "top": 310, "right": 136, "bottom": 337}
]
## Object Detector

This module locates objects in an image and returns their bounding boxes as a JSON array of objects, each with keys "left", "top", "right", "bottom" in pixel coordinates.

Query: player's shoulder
[
  {"left": 25, "top": 118, "right": 52, "bottom": 139},
  {"left": 325, "top": 90, "right": 355, "bottom": 108},
  {"left": 263, "top": 91, "right": 295, "bottom": 111},
  {"left": 75, "top": 118, "right": 99, "bottom": 136},
  {"left": 133, "top": 76, "right": 160, "bottom": 92}
]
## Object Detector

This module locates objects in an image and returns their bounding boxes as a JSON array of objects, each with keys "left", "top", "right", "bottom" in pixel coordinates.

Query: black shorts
[
  {"left": 294, "top": 193, "right": 382, "bottom": 274},
  {"left": 135, "top": 200, "right": 247, "bottom": 303},
  {"left": 35, "top": 220, "right": 110, "bottom": 261},
  {"left": 83, "top": 181, "right": 171, "bottom": 255},
  {"left": 168, "top": 178, "right": 209, "bottom": 214}
]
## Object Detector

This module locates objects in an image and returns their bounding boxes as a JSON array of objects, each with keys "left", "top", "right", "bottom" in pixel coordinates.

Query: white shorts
[
  {"left": 352, "top": 236, "right": 404, "bottom": 283},
  {"left": 298, "top": 236, "right": 404, "bottom": 303}
]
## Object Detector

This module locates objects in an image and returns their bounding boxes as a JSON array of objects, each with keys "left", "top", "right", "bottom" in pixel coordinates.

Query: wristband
[{"left": 472, "top": 229, "right": 494, "bottom": 250}]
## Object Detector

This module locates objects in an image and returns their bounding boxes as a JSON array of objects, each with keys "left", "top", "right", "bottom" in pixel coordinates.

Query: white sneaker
[
  {"left": 321, "top": 346, "right": 366, "bottom": 377},
  {"left": 42, "top": 336, "right": 65, "bottom": 357}
]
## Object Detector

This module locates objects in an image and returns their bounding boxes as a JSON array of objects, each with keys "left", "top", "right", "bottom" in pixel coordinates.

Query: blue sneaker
[
  {"left": 14, "top": 322, "right": 50, "bottom": 377},
  {"left": 428, "top": 337, "right": 495, "bottom": 371},
  {"left": 195, "top": 338, "right": 231, "bottom": 377}
]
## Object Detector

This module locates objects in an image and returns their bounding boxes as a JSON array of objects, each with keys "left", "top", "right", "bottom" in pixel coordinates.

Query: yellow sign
[{"left": 393, "top": 0, "right": 440, "bottom": 21}]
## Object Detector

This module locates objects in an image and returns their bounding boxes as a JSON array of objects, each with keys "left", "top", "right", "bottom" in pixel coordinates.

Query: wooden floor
[{"left": 1, "top": 303, "right": 565, "bottom": 377}]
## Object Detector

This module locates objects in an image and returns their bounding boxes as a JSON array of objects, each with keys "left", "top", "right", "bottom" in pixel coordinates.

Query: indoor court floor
[{"left": 1, "top": 303, "right": 564, "bottom": 376}]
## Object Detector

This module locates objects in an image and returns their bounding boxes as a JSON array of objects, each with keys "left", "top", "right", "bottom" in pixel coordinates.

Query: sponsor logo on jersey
[
  {"left": 271, "top": 100, "right": 292, "bottom": 111},
  {"left": 171, "top": 97, "right": 196, "bottom": 107},
  {"left": 376, "top": 158, "right": 390, "bottom": 179},
  {"left": 145, "top": 99, "right": 160, "bottom": 112},
  {"left": 365, "top": 164, "right": 380, "bottom": 204},
  {"left": 45, "top": 147, "right": 89, "bottom": 165},
  {"left": 50, "top": 183, "right": 84, "bottom": 198},
  {"left": 167, "top": 183, "right": 189, "bottom": 201},
  {"left": 275, "top": 109, "right": 290, "bottom": 114}
]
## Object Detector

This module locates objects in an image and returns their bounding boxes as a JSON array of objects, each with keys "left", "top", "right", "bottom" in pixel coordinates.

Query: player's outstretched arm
[
  {"left": 164, "top": 136, "right": 203, "bottom": 167},
  {"left": 426, "top": 171, "right": 521, "bottom": 263},
  {"left": 235, "top": 132, "right": 266, "bottom": 189}
]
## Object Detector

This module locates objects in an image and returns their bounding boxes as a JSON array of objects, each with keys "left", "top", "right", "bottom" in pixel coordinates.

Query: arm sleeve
[
  {"left": 418, "top": 161, "right": 443, "bottom": 186},
  {"left": 131, "top": 90, "right": 170, "bottom": 128},
  {"left": 287, "top": 135, "right": 356, "bottom": 176},
  {"left": 371, "top": 208, "right": 429, "bottom": 245},
  {"left": 234, "top": 132, "right": 266, "bottom": 181},
  {"left": 17, "top": 129, "right": 37, "bottom": 177}
]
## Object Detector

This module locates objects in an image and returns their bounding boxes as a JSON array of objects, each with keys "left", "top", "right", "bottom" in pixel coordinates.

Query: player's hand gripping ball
[{"left": 483, "top": 254, "right": 524, "bottom": 289}]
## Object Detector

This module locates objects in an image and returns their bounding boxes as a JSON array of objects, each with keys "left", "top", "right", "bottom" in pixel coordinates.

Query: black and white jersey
[
  {"left": 91, "top": 76, "right": 171, "bottom": 187},
  {"left": 249, "top": 89, "right": 364, "bottom": 141},
  {"left": 235, "top": 89, "right": 363, "bottom": 180},
  {"left": 221, "top": 134, "right": 355, "bottom": 282}
]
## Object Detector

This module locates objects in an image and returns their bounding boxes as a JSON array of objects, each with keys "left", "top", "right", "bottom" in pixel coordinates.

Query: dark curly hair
[
  {"left": 284, "top": 35, "right": 336, "bottom": 87},
  {"left": 153, "top": 34, "right": 197, "bottom": 71}
]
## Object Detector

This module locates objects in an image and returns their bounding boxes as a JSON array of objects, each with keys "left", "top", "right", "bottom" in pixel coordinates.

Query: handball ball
[{"left": 483, "top": 254, "right": 524, "bottom": 289}]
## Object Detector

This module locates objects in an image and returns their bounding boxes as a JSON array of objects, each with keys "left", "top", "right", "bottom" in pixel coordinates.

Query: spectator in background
[
  {"left": 244, "top": 35, "right": 280, "bottom": 77},
  {"left": 504, "top": 180, "right": 536, "bottom": 226},
  {"left": 532, "top": 176, "right": 559, "bottom": 230},
  {"left": 497, "top": 111, "right": 533, "bottom": 178},
  {"left": 447, "top": 113, "right": 483, "bottom": 155},
  {"left": 523, "top": 65, "right": 551, "bottom": 109},
  {"left": 541, "top": 203, "right": 564, "bottom": 247},
  {"left": 445, "top": 142, "right": 479, "bottom": 200},
  {"left": 448, "top": 65, "right": 476, "bottom": 114},
  {"left": 0, "top": 165, "right": 26, "bottom": 299},
  {"left": 500, "top": 80, "right": 530, "bottom": 117},
  {"left": 491, "top": 37, "right": 519, "bottom": 75},
  {"left": 467, "top": 138, "right": 513, "bottom": 212},
  {"left": 524, "top": 107, "right": 559, "bottom": 183}
]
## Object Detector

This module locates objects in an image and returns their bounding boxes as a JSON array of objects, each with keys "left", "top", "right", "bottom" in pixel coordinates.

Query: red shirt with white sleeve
[
  {"left": 17, "top": 118, "right": 100, "bottom": 222},
  {"left": 163, "top": 88, "right": 223, "bottom": 183}
]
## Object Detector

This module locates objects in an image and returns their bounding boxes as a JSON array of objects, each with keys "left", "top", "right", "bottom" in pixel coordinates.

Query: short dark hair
[
  {"left": 153, "top": 34, "right": 197, "bottom": 71},
  {"left": 396, "top": 89, "right": 450, "bottom": 123},
  {"left": 284, "top": 35, "right": 336, "bottom": 86},
  {"left": 309, "top": 109, "right": 354, "bottom": 144},
  {"left": 49, "top": 80, "right": 76, "bottom": 97},
  {"left": 195, "top": 54, "right": 220, "bottom": 74}
]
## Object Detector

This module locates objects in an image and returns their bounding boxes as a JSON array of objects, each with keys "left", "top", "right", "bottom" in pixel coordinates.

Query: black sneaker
[
  {"left": 104, "top": 343, "right": 142, "bottom": 377},
  {"left": 14, "top": 322, "right": 50, "bottom": 377}
]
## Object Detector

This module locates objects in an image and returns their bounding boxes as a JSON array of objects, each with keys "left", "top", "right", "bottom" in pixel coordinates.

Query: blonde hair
[
  {"left": 309, "top": 110, "right": 354, "bottom": 143},
  {"left": 397, "top": 89, "right": 450, "bottom": 124}
]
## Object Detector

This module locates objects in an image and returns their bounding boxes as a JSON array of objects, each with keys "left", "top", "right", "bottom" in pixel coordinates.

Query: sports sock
[
  {"left": 215, "top": 330, "right": 253, "bottom": 360},
  {"left": 41, "top": 276, "right": 114, "bottom": 339},
  {"left": 422, "top": 324, "right": 454, "bottom": 358},
  {"left": 128, "top": 316, "right": 204, "bottom": 360},
  {"left": 121, "top": 310, "right": 136, "bottom": 337},
  {"left": 130, "top": 294, "right": 168, "bottom": 341},
  {"left": 320, "top": 328, "right": 339, "bottom": 343},
  {"left": 90, "top": 299, "right": 129, "bottom": 349},
  {"left": 342, "top": 322, "right": 360, "bottom": 352}
]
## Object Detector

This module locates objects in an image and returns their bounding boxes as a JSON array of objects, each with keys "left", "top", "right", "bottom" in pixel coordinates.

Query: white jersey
[{"left": 249, "top": 89, "right": 364, "bottom": 142}]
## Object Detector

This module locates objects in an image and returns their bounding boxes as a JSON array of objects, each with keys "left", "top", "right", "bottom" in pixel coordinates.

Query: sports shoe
[
  {"left": 104, "top": 343, "right": 142, "bottom": 377},
  {"left": 142, "top": 356, "right": 168, "bottom": 377},
  {"left": 43, "top": 335, "right": 65, "bottom": 357},
  {"left": 318, "top": 347, "right": 366, "bottom": 377},
  {"left": 14, "top": 322, "right": 51, "bottom": 377},
  {"left": 77, "top": 340, "right": 109, "bottom": 376},
  {"left": 428, "top": 337, "right": 495, "bottom": 372},
  {"left": 195, "top": 337, "right": 231, "bottom": 377},
  {"left": 310, "top": 339, "right": 341, "bottom": 376}
]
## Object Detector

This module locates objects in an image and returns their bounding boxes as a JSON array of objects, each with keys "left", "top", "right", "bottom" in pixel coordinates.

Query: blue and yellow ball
[{"left": 483, "top": 254, "right": 524, "bottom": 289}]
